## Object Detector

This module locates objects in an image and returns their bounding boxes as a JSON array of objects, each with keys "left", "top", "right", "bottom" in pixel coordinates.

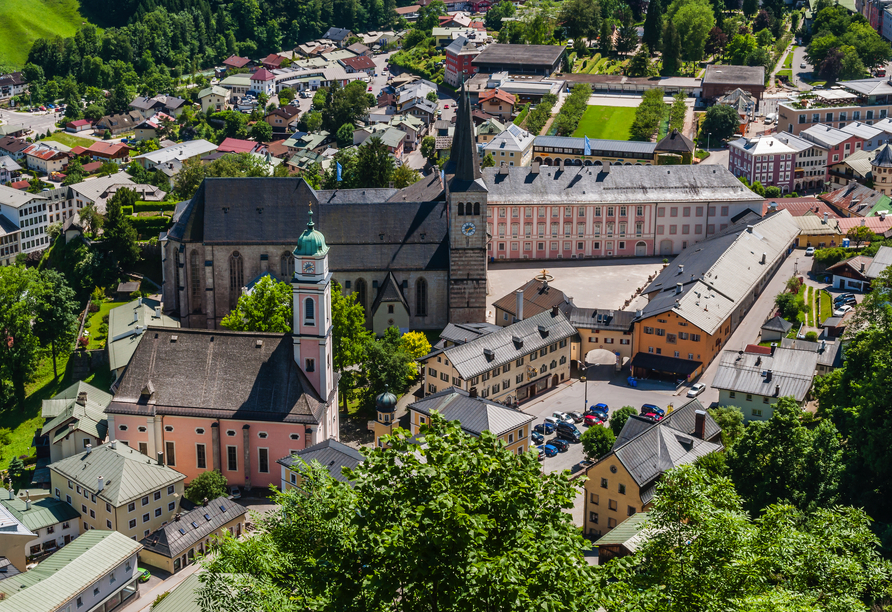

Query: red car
[
  {"left": 584, "top": 413, "right": 606, "bottom": 427},
  {"left": 444, "top": 104, "right": 449, "bottom": 109}
]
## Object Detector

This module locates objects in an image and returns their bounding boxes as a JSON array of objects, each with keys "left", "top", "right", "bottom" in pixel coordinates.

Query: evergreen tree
[
  {"left": 103, "top": 188, "right": 141, "bottom": 270},
  {"left": 643, "top": 0, "right": 663, "bottom": 52},
  {"left": 661, "top": 20, "right": 682, "bottom": 74},
  {"left": 599, "top": 19, "right": 614, "bottom": 54}
]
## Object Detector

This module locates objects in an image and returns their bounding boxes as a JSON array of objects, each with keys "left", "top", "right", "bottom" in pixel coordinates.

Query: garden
[{"left": 572, "top": 105, "right": 637, "bottom": 140}]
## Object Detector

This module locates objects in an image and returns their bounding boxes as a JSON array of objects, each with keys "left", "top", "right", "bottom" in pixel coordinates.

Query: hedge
[
  {"left": 513, "top": 103, "right": 531, "bottom": 126},
  {"left": 134, "top": 201, "right": 176, "bottom": 213},
  {"left": 130, "top": 215, "right": 172, "bottom": 237},
  {"left": 121, "top": 205, "right": 133, "bottom": 215}
]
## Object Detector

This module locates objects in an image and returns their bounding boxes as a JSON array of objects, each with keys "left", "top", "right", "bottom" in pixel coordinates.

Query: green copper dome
[
  {"left": 376, "top": 388, "right": 398, "bottom": 413},
  {"left": 293, "top": 209, "right": 329, "bottom": 257}
]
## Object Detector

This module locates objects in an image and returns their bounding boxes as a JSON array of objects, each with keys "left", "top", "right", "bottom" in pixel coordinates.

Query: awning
[{"left": 631, "top": 353, "right": 702, "bottom": 376}]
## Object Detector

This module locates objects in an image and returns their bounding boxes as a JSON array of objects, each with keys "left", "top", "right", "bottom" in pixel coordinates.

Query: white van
[{"left": 764, "top": 113, "right": 777, "bottom": 124}]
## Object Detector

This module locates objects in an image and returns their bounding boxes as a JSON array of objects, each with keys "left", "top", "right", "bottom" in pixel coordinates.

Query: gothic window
[
  {"left": 228, "top": 251, "right": 244, "bottom": 308},
  {"left": 354, "top": 279, "right": 367, "bottom": 313},
  {"left": 473, "top": 202, "right": 480, "bottom": 215},
  {"left": 305, "top": 297, "right": 315, "bottom": 322},
  {"left": 189, "top": 250, "right": 200, "bottom": 301},
  {"left": 458, "top": 202, "right": 465, "bottom": 215},
  {"left": 416, "top": 278, "right": 428, "bottom": 316},
  {"left": 280, "top": 252, "right": 294, "bottom": 278}
]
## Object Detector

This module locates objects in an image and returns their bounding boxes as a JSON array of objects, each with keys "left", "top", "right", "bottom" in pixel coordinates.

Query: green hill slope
[{"left": 0, "top": 0, "right": 89, "bottom": 69}]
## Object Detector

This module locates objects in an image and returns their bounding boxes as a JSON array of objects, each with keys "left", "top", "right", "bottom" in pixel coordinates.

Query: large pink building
[{"left": 106, "top": 214, "right": 339, "bottom": 490}]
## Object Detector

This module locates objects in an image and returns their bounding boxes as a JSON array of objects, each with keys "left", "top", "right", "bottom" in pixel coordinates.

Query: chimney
[
  {"left": 755, "top": 356, "right": 761, "bottom": 366},
  {"left": 85, "top": 443, "right": 92, "bottom": 454},
  {"left": 765, "top": 370, "right": 773, "bottom": 382},
  {"left": 76, "top": 391, "right": 87, "bottom": 407},
  {"left": 530, "top": 161, "right": 540, "bottom": 174},
  {"left": 775, "top": 384, "right": 781, "bottom": 396},
  {"left": 157, "top": 451, "right": 164, "bottom": 466},
  {"left": 202, "top": 497, "right": 209, "bottom": 507},
  {"left": 551, "top": 304, "right": 559, "bottom": 316},
  {"left": 7, "top": 489, "right": 13, "bottom": 500},
  {"left": 133, "top": 309, "right": 139, "bottom": 323},
  {"left": 636, "top": 309, "right": 642, "bottom": 318},
  {"left": 694, "top": 410, "right": 706, "bottom": 440},
  {"left": 678, "top": 264, "right": 684, "bottom": 275},
  {"left": 761, "top": 252, "right": 766, "bottom": 264},
  {"left": 861, "top": 218, "right": 866, "bottom": 227},
  {"left": 675, "top": 283, "right": 683, "bottom": 294},
  {"left": 110, "top": 440, "right": 117, "bottom": 450},
  {"left": 25, "top": 498, "right": 30, "bottom": 511},
  {"left": 515, "top": 289, "right": 524, "bottom": 322},
  {"left": 820, "top": 339, "right": 826, "bottom": 352},
  {"left": 97, "top": 476, "right": 104, "bottom": 492},
  {"left": 747, "top": 225, "right": 754, "bottom": 233},
  {"left": 154, "top": 306, "right": 161, "bottom": 318},
  {"left": 823, "top": 212, "right": 829, "bottom": 224},
  {"left": 770, "top": 342, "right": 777, "bottom": 355},
  {"left": 469, "top": 386, "right": 478, "bottom": 398},
  {"left": 861, "top": 262, "right": 866, "bottom": 273}
]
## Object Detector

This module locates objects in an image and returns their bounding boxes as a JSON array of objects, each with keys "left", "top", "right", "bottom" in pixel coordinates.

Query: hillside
[{"left": 0, "top": 0, "right": 90, "bottom": 69}]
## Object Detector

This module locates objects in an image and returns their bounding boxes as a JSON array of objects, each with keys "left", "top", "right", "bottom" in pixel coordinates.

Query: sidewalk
[{"left": 119, "top": 562, "right": 201, "bottom": 612}]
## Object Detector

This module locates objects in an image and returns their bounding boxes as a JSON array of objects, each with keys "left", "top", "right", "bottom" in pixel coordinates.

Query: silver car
[{"left": 687, "top": 383, "right": 706, "bottom": 398}]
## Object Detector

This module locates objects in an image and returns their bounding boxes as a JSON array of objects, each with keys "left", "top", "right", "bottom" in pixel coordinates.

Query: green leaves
[
  {"left": 220, "top": 275, "right": 292, "bottom": 333},
  {"left": 580, "top": 423, "right": 615, "bottom": 460}
]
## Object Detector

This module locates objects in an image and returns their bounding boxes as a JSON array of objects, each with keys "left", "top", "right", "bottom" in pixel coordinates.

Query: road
[
  {"left": 0, "top": 107, "right": 62, "bottom": 136},
  {"left": 791, "top": 46, "right": 814, "bottom": 91}
]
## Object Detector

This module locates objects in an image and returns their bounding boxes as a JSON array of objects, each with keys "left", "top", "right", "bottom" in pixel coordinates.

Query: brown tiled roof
[
  {"left": 491, "top": 278, "right": 569, "bottom": 319},
  {"left": 762, "top": 197, "right": 838, "bottom": 217},
  {"left": 479, "top": 88, "right": 516, "bottom": 106}
]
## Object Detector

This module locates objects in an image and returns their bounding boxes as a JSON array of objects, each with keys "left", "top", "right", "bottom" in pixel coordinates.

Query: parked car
[
  {"left": 588, "top": 403, "right": 609, "bottom": 415},
  {"left": 639, "top": 412, "right": 661, "bottom": 423},
  {"left": 544, "top": 416, "right": 561, "bottom": 428},
  {"left": 641, "top": 403, "right": 665, "bottom": 416},
  {"left": 536, "top": 446, "right": 546, "bottom": 460},
  {"left": 138, "top": 568, "right": 151, "bottom": 583},
  {"left": 764, "top": 113, "right": 777, "bottom": 124},
  {"left": 541, "top": 444, "right": 558, "bottom": 458},
  {"left": 834, "top": 293, "right": 856, "bottom": 303},
  {"left": 805, "top": 247, "right": 815, "bottom": 256},
  {"left": 534, "top": 422, "right": 555, "bottom": 435},
  {"left": 835, "top": 296, "right": 856, "bottom": 307},
  {"left": 567, "top": 411, "right": 584, "bottom": 423},
  {"left": 800, "top": 62, "right": 807, "bottom": 68},
  {"left": 550, "top": 438, "right": 570, "bottom": 452},
  {"left": 556, "top": 428, "right": 581, "bottom": 443},
  {"left": 687, "top": 383, "right": 706, "bottom": 398},
  {"left": 584, "top": 413, "right": 606, "bottom": 426},
  {"left": 229, "top": 485, "right": 241, "bottom": 499},
  {"left": 833, "top": 304, "right": 854, "bottom": 316},
  {"left": 444, "top": 104, "right": 449, "bottom": 109},
  {"left": 531, "top": 431, "right": 544, "bottom": 444},
  {"left": 552, "top": 411, "right": 574, "bottom": 424}
]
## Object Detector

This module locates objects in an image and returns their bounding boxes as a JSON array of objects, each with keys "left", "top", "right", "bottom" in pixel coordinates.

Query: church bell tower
[
  {"left": 446, "top": 81, "right": 488, "bottom": 324},
  {"left": 292, "top": 208, "right": 338, "bottom": 441}
]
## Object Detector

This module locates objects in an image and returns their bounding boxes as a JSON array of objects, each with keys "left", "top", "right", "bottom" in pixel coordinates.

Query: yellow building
[
  {"left": 137, "top": 497, "right": 247, "bottom": 573},
  {"left": 793, "top": 212, "right": 842, "bottom": 248},
  {"left": 372, "top": 389, "right": 399, "bottom": 448},
  {"left": 418, "top": 307, "right": 577, "bottom": 405},
  {"left": 407, "top": 386, "right": 536, "bottom": 455},
  {"left": 583, "top": 400, "right": 722, "bottom": 537},
  {"left": 277, "top": 439, "right": 365, "bottom": 491},
  {"left": 49, "top": 441, "right": 186, "bottom": 541},
  {"left": 569, "top": 307, "right": 636, "bottom": 366}
]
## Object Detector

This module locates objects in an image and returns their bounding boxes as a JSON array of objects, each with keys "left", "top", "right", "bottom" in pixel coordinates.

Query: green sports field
[
  {"left": 0, "top": 0, "right": 90, "bottom": 68},
  {"left": 571, "top": 105, "right": 637, "bottom": 141}
]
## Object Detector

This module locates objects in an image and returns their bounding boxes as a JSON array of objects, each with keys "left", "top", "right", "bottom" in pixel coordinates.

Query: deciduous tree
[
  {"left": 581, "top": 425, "right": 615, "bottom": 460},
  {"left": 184, "top": 470, "right": 229, "bottom": 504},
  {"left": 103, "top": 188, "right": 140, "bottom": 270},
  {"left": 33, "top": 270, "right": 79, "bottom": 379},
  {"left": 0, "top": 267, "right": 45, "bottom": 411},
  {"left": 609, "top": 405, "right": 638, "bottom": 435},
  {"left": 700, "top": 103, "right": 739, "bottom": 143},
  {"left": 220, "top": 275, "right": 292, "bottom": 332}
]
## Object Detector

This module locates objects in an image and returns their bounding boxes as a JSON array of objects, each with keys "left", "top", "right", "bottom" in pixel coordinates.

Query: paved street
[
  {"left": 791, "top": 46, "right": 814, "bottom": 91},
  {"left": 0, "top": 107, "right": 61, "bottom": 136}
]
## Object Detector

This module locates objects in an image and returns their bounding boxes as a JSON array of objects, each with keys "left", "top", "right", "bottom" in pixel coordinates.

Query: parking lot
[{"left": 487, "top": 258, "right": 664, "bottom": 323}]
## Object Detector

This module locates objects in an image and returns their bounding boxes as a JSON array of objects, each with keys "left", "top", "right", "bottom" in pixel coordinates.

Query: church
[
  {"left": 161, "top": 84, "right": 762, "bottom": 334},
  {"left": 106, "top": 215, "right": 339, "bottom": 490}
]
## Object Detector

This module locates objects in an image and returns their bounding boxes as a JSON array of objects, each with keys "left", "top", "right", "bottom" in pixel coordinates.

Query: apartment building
[
  {"left": 778, "top": 79, "right": 892, "bottom": 135},
  {"left": 728, "top": 131, "right": 829, "bottom": 193},
  {"left": 49, "top": 441, "right": 185, "bottom": 541},
  {"left": 0, "top": 184, "right": 49, "bottom": 255},
  {"left": 0, "top": 494, "right": 81, "bottom": 562}
]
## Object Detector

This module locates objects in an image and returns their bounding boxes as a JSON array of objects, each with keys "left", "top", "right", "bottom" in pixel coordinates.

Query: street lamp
[
  {"left": 707, "top": 132, "right": 711, "bottom": 150},
  {"left": 581, "top": 375, "right": 588, "bottom": 412}
]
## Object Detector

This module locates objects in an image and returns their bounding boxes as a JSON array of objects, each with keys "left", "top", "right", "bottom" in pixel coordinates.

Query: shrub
[
  {"left": 184, "top": 470, "right": 229, "bottom": 504},
  {"left": 134, "top": 201, "right": 176, "bottom": 213},
  {"left": 805, "top": 331, "right": 818, "bottom": 341},
  {"left": 121, "top": 205, "right": 133, "bottom": 215}
]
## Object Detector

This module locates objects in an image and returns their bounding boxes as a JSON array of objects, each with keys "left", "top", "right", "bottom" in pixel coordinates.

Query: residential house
[
  {"left": 0, "top": 530, "right": 142, "bottom": 612},
  {"left": 0, "top": 124, "right": 28, "bottom": 139},
  {"left": 570, "top": 307, "right": 637, "bottom": 366},
  {"left": 406, "top": 387, "right": 535, "bottom": 455},
  {"left": 222, "top": 55, "right": 252, "bottom": 70},
  {"left": 286, "top": 148, "right": 329, "bottom": 173},
  {"left": 583, "top": 399, "right": 723, "bottom": 537},
  {"left": 594, "top": 511, "right": 651, "bottom": 563},
  {"left": 347, "top": 42, "right": 371, "bottom": 56},
  {"left": 418, "top": 307, "right": 576, "bottom": 403},
  {"left": 483, "top": 123, "right": 535, "bottom": 167},
  {"left": 388, "top": 114, "right": 426, "bottom": 151},
  {"left": 49, "top": 441, "right": 186, "bottom": 540},
  {"left": 838, "top": 211, "right": 892, "bottom": 237},
  {"left": 40, "top": 381, "right": 112, "bottom": 463},
  {"left": 716, "top": 88, "right": 757, "bottom": 134},
  {"left": 780, "top": 337, "right": 843, "bottom": 374},
  {"left": 264, "top": 105, "right": 302, "bottom": 137},
  {"left": 198, "top": 86, "right": 230, "bottom": 113},
  {"left": 0, "top": 72, "right": 28, "bottom": 99},
  {"left": 0, "top": 137, "right": 29, "bottom": 161},
  {"left": 249, "top": 68, "right": 277, "bottom": 97},
  {"left": 355, "top": 125, "right": 406, "bottom": 160},
  {"left": 839, "top": 121, "right": 888, "bottom": 150},
  {"left": 760, "top": 315, "right": 793, "bottom": 342},
  {"left": 402, "top": 97, "right": 437, "bottom": 126},
  {"left": 701, "top": 64, "right": 766, "bottom": 101},
  {"left": 630, "top": 211, "right": 800, "bottom": 380},
  {"left": 491, "top": 276, "right": 572, "bottom": 326},
  {"left": 278, "top": 439, "right": 365, "bottom": 492},
  {"left": 95, "top": 111, "right": 144, "bottom": 136},
  {"left": 0, "top": 156, "right": 21, "bottom": 185},
  {"left": 107, "top": 298, "right": 180, "bottom": 379},
  {"left": 0, "top": 504, "right": 36, "bottom": 575},
  {"left": 137, "top": 497, "right": 246, "bottom": 574},
  {"left": 827, "top": 245, "right": 892, "bottom": 291},
  {"left": 86, "top": 141, "right": 131, "bottom": 165},
  {"left": 444, "top": 36, "right": 483, "bottom": 87},
  {"left": 793, "top": 211, "right": 843, "bottom": 248},
  {"left": 478, "top": 88, "right": 515, "bottom": 121},
  {"left": 801, "top": 124, "right": 867, "bottom": 166},
  {"left": 217, "top": 138, "right": 262, "bottom": 154},
  {"left": 339, "top": 55, "right": 376, "bottom": 75},
  {"left": 0, "top": 494, "right": 80, "bottom": 562},
  {"left": 65, "top": 119, "right": 93, "bottom": 133},
  {"left": 712, "top": 346, "right": 819, "bottom": 421},
  {"left": 132, "top": 139, "right": 218, "bottom": 173},
  {"left": 23, "top": 142, "right": 68, "bottom": 175},
  {"left": 283, "top": 130, "right": 331, "bottom": 154},
  {"left": 133, "top": 112, "right": 175, "bottom": 142},
  {"left": 476, "top": 117, "right": 507, "bottom": 144},
  {"left": 218, "top": 74, "right": 252, "bottom": 97},
  {"left": 0, "top": 184, "right": 49, "bottom": 254},
  {"left": 261, "top": 53, "right": 289, "bottom": 70},
  {"left": 129, "top": 95, "right": 187, "bottom": 119},
  {"left": 323, "top": 27, "right": 353, "bottom": 47},
  {"left": 43, "top": 172, "right": 164, "bottom": 221},
  {"left": 820, "top": 182, "right": 889, "bottom": 217}
]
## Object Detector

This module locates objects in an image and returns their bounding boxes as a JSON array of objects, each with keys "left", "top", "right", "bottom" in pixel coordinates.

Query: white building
[
  {"left": 728, "top": 131, "right": 829, "bottom": 193},
  {"left": 0, "top": 493, "right": 81, "bottom": 561},
  {"left": 133, "top": 139, "right": 218, "bottom": 172},
  {"left": 249, "top": 68, "right": 278, "bottom": 96},
  {"left": 0, "top": 184, "right": 49, "bottom": 255},
  {"left": 484, "top": 123, "right": 535, "bottom": 167}
]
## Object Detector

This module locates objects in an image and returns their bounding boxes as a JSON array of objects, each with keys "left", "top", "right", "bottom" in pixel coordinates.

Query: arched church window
[
  {"left": 458, "top": 202, "right": 465, "bottom": 216},
  {"left": 280, "top": 252, "right": 294, "bottom": 278},
  {"left": 415, "top": 278, "right": 428, "bottom": 316},
  {"left": 189, "top": 250, "right": 200, "bottom": 301},
  {"left": 473, "top": 202, "right": 480, "bottom": 215},
  {"left": 354, "top": 279, "right": 367, "bottom": 313},
  {"left": 305, "top": 297, "right": 315, "bottom": 322},
  {"left": 228, "top": 251, "right": 244, "bottom": 309}
]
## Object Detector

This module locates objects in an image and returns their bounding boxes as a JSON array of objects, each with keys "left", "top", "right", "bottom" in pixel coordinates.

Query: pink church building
[{"left": 105, "top": 213, "right": 339, "bottom": 489}]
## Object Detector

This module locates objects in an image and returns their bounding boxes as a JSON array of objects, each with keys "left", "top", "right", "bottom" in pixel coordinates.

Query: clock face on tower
[
  {"left": 461, "top": 222, "right": 476, "bottom": 237},
  {"left": 303, "top": 260, "right": 315, "bottom": 274}
]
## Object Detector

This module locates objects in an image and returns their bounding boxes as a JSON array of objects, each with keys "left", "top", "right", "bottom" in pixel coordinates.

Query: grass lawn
[
  {"left": 0, "top": 0, "right": 91, "bottom": 68},
  {"left": 83, "top": 301, "right": 127, "bottom": 350},
  {"left": 572, "top": 105, "right": 637, "bottom": 141},
  {"left": 42, "top": 132, "right": 94, "bottom": 149},
  {"left": 783, "top": 49, "right": 795, "bottom": 69},
  {"left": 820, "top": 290, "right": 833, "bottom": 322}
]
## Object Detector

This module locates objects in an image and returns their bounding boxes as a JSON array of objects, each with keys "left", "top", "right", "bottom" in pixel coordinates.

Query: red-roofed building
[
  {"left": 86, "top": 141, "right": 131, "bottom": 165},
  {"left": 249, "top": 68, "right": 277, "bottom": 96},
  {"left": 223, "top": 55, "right": 252, "bottom": 70},
  {"left": 338, "top": 55, "right": 376, "bottom": 75},
  {"left": 69, "top": 146, "right": 89, "bottom": 158},
  {"left": 478, "top": 88, "right": 516, "bottom": 120},
  {"left": 838, "top": 215, "right": 892, "bottom": 238},
  {"left": 218, "top": 138, "right": 261, "bottom": 154},
  {"left": 8, "top": 180, "right": 29, "bottom": 190},
  {"left": 65, "top": 119, "right": 92, "bottom": 133},
  {"left": 762, "top": 197, "right": 838, "bottom": 218},
  {"left": 261, "top": 54, "right": 288, "bottom": 70},
  {"left": 81, "top": 161, "right": 103, "bottom": 174},
  {"left": 23, "top": 143, "right": 68, "bottom": 175},
  {"left": 744, "top": 344, "right": 773, "bottom": 355},
  {"left": 468, "top": 0, "right": 495, "bottom": 11}
]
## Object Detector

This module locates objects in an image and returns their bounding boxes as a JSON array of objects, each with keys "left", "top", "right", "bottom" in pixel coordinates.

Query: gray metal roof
[
  {"left": 761, "top": 316, "right": 793, "bottom": 333},
  {"left": 867, "top": 245, "right": 892, "bottom": 279},
  {"left": 0, "top": 184, "right": 45, "bottom": 209},
  {"left": 49, "top": 442, "right": 185, "bottom": 507},
  {"left": 839, "top": 76, "right": 892, "bottom": 96},
  {"left": 703, "top": 64, "right": 765, "bottom": 86},
  {"left": 139, "top": 497, "right": 246, "bottom": 559},
  {"left": 593, "top": 511, "right": 651, "bottom": 550},
  {"left": 569, "top": 307, "right": 636, "bottom": 332},
  {"left": 41, "top": 381, "right": 112, "bottom": 420},
  {"left": 482, "top": 164, "right": 763, "bottom": 205},
  {"left": 711, "top": 348, "right": 817, "bottom": 401},
  {"left": 0, "top": 497, "right": 80, "bottom": 533},
  {"left": 534, "top": 135, "right": 656, "bottom": 156},
  {"left": 442, "top": 309, "right": 577, "bottom": 379},
  {"left": 150, "top": 570, "right": 202, "bottom": 612},
  {"left": 107, "top": 298, "right": 180, "bottom": 371},
  {"left": 409, "top": 387, "right": 535, "bottom": 437},
  {"left": 277, "top": 439, "right": 365, "bottom": 483},
  {"left": 0, "top": 531, "right": 141, "bottom": 612},
  {"left": 437, "top": 322, "right": 501, "bottom": 347},
  {"left": 779, "top": 338, "right": 842, "bottom": 369},
  {"left": 639, "top": 211, "right": 801, "bottom": 335},
  {"left": 472, "top": 44, "right": 565, "bottom": 67}
]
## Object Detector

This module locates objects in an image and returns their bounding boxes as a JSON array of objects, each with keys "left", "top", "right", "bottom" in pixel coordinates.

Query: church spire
[{"left": 445, "top": 80, "right": 481, "bottom": 185}]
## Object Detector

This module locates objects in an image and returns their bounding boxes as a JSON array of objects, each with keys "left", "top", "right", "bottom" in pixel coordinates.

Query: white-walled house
[{"left": 0, "top": 493, "right": 81, "bottom": 561}]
